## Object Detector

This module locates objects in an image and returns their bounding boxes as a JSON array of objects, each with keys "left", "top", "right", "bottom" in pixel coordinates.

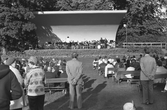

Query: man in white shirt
[{"left": 104, "top": 60, "right": 114, "bottom": 78}]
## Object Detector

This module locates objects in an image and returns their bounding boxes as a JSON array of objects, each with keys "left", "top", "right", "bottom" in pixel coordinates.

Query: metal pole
[{"left": 126, "top": 27, "right": 127, "bottom": 48}]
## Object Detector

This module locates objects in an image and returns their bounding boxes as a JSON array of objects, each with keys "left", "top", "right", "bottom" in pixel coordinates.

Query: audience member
[
  {"left": 156, "top": 60, "right": 167, "bottom": 73},
  {"left": 59, "top": 59, "right": 69, "bottom": 94},
  {"left": 130, "top": 59, "right": 141, "bottom": 71},
  {"left": 104, "top": 60, "right": 114, "bottom": 78},
  {"left": 98, "top": 61, "right": 107, "bottom": 76},
  {"left": 126, "top": 67, "right": 135, "bottom": 71},
  {"left": 125, "top": 56, "right": 131, "bottom": 69},
  {"left": 24, "top": 56, "right": 45, "bottom": 110},
  {"left": 140, "top": 48, "right": 157, "bottom": 105},
  {"left": 125, "top": 66, "right": 135, "bottom": 79},
  {"left": 92, "top": 58, "right": 99, "bottom": 69},
  {"left": 0, "top": 65, "right": 23, "bottom": 110},
  {"left": 66, "top": 52, "right": 83, "bottom": 109},
  {"left": 6, "top": 58, "right": 24, "bottom": 110},
  {"left": 123, "top": 101, "right": 136, "bottom": 110},
  {"left": 154, "top": 60, "right": 167, "bottom": 83},
  {"left": 115, "top": 58, "right": 126, "bottom": 72},
  {"left": 98, "top": 56, "right": 103, "bottom": 65},
  {"left": 115, "top": 58, "right": 126, "bottom": 82},
  {"left": 102, "top": 56, "right": 108, "bottom": 64}
]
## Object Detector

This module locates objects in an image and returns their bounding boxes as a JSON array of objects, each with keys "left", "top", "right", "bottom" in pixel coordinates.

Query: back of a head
[
  {"left": 71, "top": 52, "right": 78, "bottom": 58},
  {"left": 144, "top": 48, "right": 150, "bottom": 54},
  {"left": 157, "top": 60, "right": 162, "bottom": 66},
  {"left": 123, "top": 102, "right": 135, "bottom": 110},
  {"left": 28, "top": 56, "right": 38, "bottom": 65},
  {"left": 5, "top": 57, "right": 16, "bottom": 66}
]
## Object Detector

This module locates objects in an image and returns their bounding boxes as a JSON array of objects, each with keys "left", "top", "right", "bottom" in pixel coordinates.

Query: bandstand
[{"left": 31, "top": 10, "right": 127, "bottom": 44}]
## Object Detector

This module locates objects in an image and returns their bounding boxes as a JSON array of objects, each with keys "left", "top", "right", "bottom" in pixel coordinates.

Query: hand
[
  {"left": 148, "top": 75, "right": 154, "bottom": 80},
  {"left": 71, "top": 79, "right": 77, "bottom": 85}
]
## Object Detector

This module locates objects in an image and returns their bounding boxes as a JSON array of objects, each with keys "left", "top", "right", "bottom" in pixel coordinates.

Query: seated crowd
[
  {"left": 93, "top": 54, "right": 167, "bottom": 83},
  {"left": 0, "top": 56, "right": 68, "bottom": 110}
]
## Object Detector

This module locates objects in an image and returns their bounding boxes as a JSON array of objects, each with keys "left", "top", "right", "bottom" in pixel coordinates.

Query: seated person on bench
[
  {"left": 104, "top": 59, "right": 115, "bottom": 78},
  {"left": 115, "top": 58, "right": 126, "bottom": 81},
  {"left": 154, "top": 60, "right": 167, "bottom": 83},
  {"left": 92, "top": 58, "right": 99, "bottom": 70},
  {"left": 125, "top": 67, "right": 135, "bottom": 79},
  {"left": 98, "top": 61, "right": 107, "bottom": 76}
]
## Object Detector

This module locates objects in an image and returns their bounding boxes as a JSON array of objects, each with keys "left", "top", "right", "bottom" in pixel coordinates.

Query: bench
[
  {"left": 116, "top": 71, "right": 141, "bottom": 92},
  {"left": 116, "top": 71, "right": 140, "bottom": 84},
  {"left": 106, "top": 68, "right": 115, "bottom": 78},
  {"left": 45, "top": 78, "right": 67, "bottom": 93},
  {"left": 154, "top": 73, "right": 167, "bottom": 79}
]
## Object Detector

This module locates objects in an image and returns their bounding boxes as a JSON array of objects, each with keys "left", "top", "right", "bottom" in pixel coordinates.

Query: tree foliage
[
  {"left": 0, "top": 0, "right": 128, "bottom": 53},
  {"left": 56, "top": 0, "right": 114, "bottom": 11},
  {"left": 116, "top": 0, "right": 167, "bottom": 44},
  {"left": 21, "top": 0, "right": 127, "bottom": 11},
  {"left": 0, "top": 0, "right": 38, "bottom": 52}
]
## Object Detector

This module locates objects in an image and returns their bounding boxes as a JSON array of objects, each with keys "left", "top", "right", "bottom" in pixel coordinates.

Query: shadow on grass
[
  {"left": 44, "top": 74, "right": 106, "bottom": 110},
  {"left": 136, "top": 107, "right": 144, "bottom": 110},
  {"left": 82, "top": 81, "right": 107, "bottom": 110},
  {"left": 82, "top": 74, "right": 97, "bottom": 89}
]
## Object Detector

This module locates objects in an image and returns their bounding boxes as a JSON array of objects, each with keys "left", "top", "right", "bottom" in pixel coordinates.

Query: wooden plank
[
  {"left": 117, "top": 71, "right": 140, "bottom": 78},
  {"left": 154, "top": 73, "right": 167, "bottom": 79},
  {"left": 45, "top": 86, "right": 65, "bottom": 89},
  {"left": 116, "top": 71, "right": 140, "bottom": 84},
  {"left": 45, "top": 78, "right": 67, "bottom": 93},
  {"left": 46, "top": 78, "right": 67, "bottom": 84}
]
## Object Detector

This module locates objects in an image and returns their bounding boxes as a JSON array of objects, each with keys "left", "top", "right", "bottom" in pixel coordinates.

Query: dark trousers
[
  {"left": 141, "top": 80, "right": 154, "bottom": 103},
  {"left": 28, "top": 95, "right": 45, "bottom": 110}
]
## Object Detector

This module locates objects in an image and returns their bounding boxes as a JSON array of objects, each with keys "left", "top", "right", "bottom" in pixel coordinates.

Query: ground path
[{"left": 25, "top": 57, "right": 167, "bottom": 110}]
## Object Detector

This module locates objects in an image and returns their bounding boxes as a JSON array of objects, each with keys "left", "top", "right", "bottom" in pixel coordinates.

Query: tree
[
  {"left": 22, "top": 0, "right": 114, "bottom": 11},
  {"left": 111, "top": 0, "right": 128, "bottom": 10},
  {"left": 0, "top": 0, "right": 37, "bottom": 53},
  {"left": 116, "top": 0, "right": 167, "bottom": 44}
]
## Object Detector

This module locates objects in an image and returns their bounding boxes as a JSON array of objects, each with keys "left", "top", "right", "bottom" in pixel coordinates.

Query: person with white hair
[
  {"left": 24, "top": 56, "right": 45, "bottom": 110},
  {"left": 104, "top": 59, "right": 115, "bottom": 78},
  {"left": 123, "top": 101, "right": 136, "bottom": 110},
  {"left": 98, "top": 56, "right": 103, "bottom": 65}
]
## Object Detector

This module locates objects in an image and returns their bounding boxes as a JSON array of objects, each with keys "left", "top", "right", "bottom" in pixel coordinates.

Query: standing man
[
  {"left": 140, "top": 48, "right": 157, "bottom": 105},
  {"left": 66, "top": 52, "right": 83, "bottom": 109}
]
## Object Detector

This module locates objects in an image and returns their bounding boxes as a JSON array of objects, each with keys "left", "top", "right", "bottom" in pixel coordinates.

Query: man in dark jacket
[{"left": 0, "top": 65, "right": 23, "bottom": 110}]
